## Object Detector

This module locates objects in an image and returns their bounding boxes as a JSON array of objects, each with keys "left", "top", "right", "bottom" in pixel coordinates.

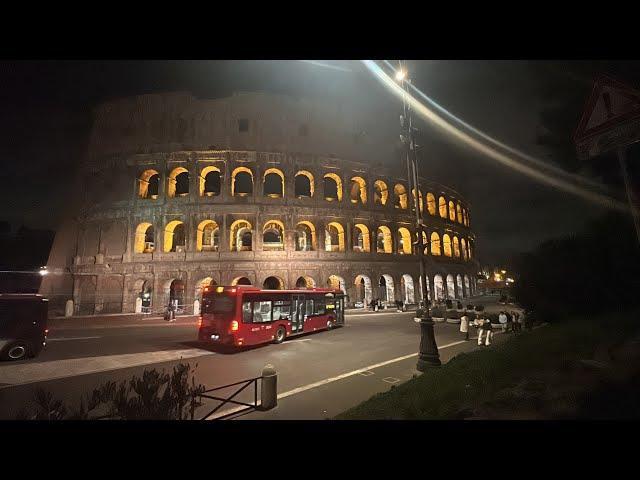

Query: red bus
[{"left": 198, "top": 286, "right": 345, "bottom": 348}]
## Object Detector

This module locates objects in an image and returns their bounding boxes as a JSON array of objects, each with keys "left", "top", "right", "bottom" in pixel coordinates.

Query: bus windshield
[{"left": 202, "top": 295, "right": 236, "bottom": 314}]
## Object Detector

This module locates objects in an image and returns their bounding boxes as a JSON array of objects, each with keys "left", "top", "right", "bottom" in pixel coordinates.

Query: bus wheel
[
  {"left": 327, "top": 320, "right": 334, "bottom": 330},
  {"left": 274, "top": 326, "right": 286, "bottom": 344},
  {"left": 1, "top": 341, "right": 31, "bottom": 361}
]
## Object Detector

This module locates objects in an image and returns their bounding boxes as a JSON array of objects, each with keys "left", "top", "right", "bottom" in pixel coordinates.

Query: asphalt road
[{"left": 0, "top": 304, "right": 499, "bottom": 419}]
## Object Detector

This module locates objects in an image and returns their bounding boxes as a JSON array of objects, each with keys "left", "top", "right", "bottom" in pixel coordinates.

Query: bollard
[
  {"left": 193, "top": 299, "right": 200, "bottom": 316},
  {"left": 261, "top": 364, "right": 278, "bottom": 410},
  {"left": 134, "top": 297, "right": 142, "bottom": 313},
  {"left": 65, "top": 299, "right": 74, "bottom": 318}
]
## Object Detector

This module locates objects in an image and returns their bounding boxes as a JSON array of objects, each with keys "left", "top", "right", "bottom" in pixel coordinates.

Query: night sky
[{"left": 1, "top": 60, "right": 639, "bottom": 266}]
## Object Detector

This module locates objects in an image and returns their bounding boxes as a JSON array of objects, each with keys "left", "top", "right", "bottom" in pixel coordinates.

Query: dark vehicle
[{"left": 0, "top": 294, "right": 48, "bottom": 361}]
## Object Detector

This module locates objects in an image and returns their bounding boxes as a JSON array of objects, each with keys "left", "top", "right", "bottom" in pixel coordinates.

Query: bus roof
[{"left": 203, "top": 286, "right": 342, "bottom": 295}]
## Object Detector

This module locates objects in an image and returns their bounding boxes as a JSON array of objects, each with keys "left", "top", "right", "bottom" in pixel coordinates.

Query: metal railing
[{"left": 199, "top": 376, "right": 262, "bottom": 420}]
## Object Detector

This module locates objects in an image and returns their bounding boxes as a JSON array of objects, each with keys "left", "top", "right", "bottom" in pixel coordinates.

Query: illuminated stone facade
[{"left": 41, "top": 92, "right": 478, "bottom": 315}]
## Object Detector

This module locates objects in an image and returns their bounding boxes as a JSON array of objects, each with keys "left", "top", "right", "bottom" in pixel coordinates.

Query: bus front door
[{"left": 291, "top": 295, "right": 305, "bottom": 333}]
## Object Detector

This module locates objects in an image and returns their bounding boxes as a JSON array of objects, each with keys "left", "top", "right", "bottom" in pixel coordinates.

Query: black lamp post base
[{"left": 416, "top": 317, "right": 441, "bottom": 371}]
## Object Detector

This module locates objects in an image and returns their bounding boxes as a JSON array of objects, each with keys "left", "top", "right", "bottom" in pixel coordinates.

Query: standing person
[
  {"left": 482, "top": 315, "right": 493, "bottom": 346},
  {"left": 477, "top": 313, "right": 488, "bottom": 346},
  {"left": 498, "top": 311, "right": 508, "bottom": 333},
  {"left": 460, "top": 310, "right": 470, "bottom": 341},
  {"left": 513, "top": 311, "right": 521, "bottom": 333}
]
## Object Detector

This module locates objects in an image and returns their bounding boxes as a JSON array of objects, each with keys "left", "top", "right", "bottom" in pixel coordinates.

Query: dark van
[{"left": 0, "top": 294, "right": 48, "bottom": 361}]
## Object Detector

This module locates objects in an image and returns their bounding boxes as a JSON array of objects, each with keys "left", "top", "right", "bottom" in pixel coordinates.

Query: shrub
[{"left": 430, "top": 306, "right": 446, "bottom": 318}]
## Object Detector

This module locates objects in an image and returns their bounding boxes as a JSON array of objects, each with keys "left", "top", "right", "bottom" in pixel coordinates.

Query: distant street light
[
  {"left": 395, "top": 69, "right": 407, "bottom": 81},
  {"left": 39, "top": 266, "right": 48, "bottom": 276}
]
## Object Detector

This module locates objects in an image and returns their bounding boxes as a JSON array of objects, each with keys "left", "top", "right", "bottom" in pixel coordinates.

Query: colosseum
[{"left": 41, "top": 90, "right": 479, "bottom": 316}]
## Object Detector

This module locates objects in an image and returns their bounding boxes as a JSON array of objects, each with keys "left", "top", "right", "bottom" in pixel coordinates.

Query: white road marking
[
  {"left": 205, "top": 339, "right": 468, "bottom": 420},
  {"left": 0, "top": 349, "right": 215, "bottom": 388},
  {"left": 287, "top": 338, "right": 312, "bottom": 343},
  {"left": 382, "top": 377, "right": 401, "bottom": 384},
  {"left": 47, "top": 336, "right": 101, "bottom": 342}
]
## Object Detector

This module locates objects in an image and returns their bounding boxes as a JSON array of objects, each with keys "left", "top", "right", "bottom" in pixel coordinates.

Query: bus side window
[
  {"left": 305, "top": 299, "right": 314, "bottom": 317},
  {"left": 314, "top": 300, "right": 326, "bottom": 315},
  {"left": 273, "top": 300, "right": 291, "bottom": 321},
  {"left": 242, "top": 302, "right": 253, "bottom": 323},
  {"left": 253, "top": 301, "right": 272, "bottom": 323}
]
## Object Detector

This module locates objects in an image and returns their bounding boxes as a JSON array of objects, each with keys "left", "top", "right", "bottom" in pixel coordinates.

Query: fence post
[{"left": 260, "top": 364, "right": 277, "bottom": 410}]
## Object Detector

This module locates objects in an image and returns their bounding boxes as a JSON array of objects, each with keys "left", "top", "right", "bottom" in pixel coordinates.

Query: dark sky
[{"left": 1, "top": 60, "right": 636, "bottom": 266}]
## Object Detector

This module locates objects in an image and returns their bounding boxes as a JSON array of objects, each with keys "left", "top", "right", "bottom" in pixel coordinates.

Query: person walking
[
  {"left": 460, "top": 310, "right": 470, "bottom": 341},
  {"left": 478, "top": 314, "right": 493, "bottom": 346}
]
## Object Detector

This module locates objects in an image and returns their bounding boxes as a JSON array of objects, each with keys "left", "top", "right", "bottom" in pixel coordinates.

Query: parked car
[
  {"left": 354, "top": 301, "right": 365, "bottom": 309},
  {"left": 0, "top": 294, "right": 48, "bottom": 361}
]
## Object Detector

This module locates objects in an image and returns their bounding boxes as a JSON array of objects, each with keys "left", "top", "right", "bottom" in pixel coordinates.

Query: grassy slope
[{"left": 336, "top": 310, "right": 640, "bottom": 419}]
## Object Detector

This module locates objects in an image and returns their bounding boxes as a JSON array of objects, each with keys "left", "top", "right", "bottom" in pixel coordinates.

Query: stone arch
[
  {"left": 401, "top": 274, "right": 415, "bottom": 304},
  {"left": 231, "top": 166, "right": 253, "bottom": 196},
  {"left": 229, "top": 219, "right": 252, "bottom": 252},
  {"left": 323, "top": 173, "right": 343, "bottom": 201},
  {"left": 456, "top": 203, "right": 463, "bottom": 224},
  {"left": 461, "top": 238, "right": 467, "bottom": 260},
  {"left": 263, "top": 276, "right": 285, "bottom": 290},
  {"left": 448, "top": 200, "right": 456, "bottom": 221},
  {"left": 354, "top": 274, "right": 372, "bottom": 305},
  {"left": 134, "top": 222, "right": 154, "bottom": 253},
  {"left": 295, "top": 276, "right": 316, "bottom": 288},
  {"left": 232, "top": 276, "right": 252, "bottom": 286},
  {"left": 374, "top": 180, "right": 388, "bottom": 205},
  {"left": 325, "top": 221, "right": 345, "bottom": 252},
  {"left": 412, "top": 188, "right": 424, "bottom": 213},
  {"left": 294, "top": 170, "right": 314, "bottom": 197},
  {"left": 327, "top": 275, "right": 346, "bottom": 294},
  {"left": 426, "top": 192, "right": 436, "bottom": 215},
  {"left": 295, "top": 221, "right": 316, "bottom": 251},
  {"left": 138, "top": 169, "right": 160, "bottom": 199},
  {"left": 164, "top": 278, "right": 185, "bottom": 310},
  {"left": 196, "top": 220, "right": 219, "bottom": 252},
  {"left": 195, "top": 276, "right": 217, "bottom": 298},
  {"left": 378, "top": 274, "right": 395, "bottom": 304},
  {"left": 353, "top": 223, "right": 371, "bottom": 252},
  {"left": 263, "top": 220, "right": 285, "bottom": 251},
  {"left": 453, "top": 236, "right": 461, "bottom": 258},
  {"left": 393, "top": 183, "right": 408, "bottom": 209},
  {"left": 398, "top": 227, "right": 412, "bottom": 255},
  {"left": 464, "top": 275, "right": 471, "bottom": 297},
  {"left": 199, "top": 165, "right": 221, "bottom": 197},
  {"left": 438, "top": 196, "right": 447, "bottom": 218},
  {"left": 263, "top": 167, "right": 285, "bottom": 198},
  {"left": 164, "top": 220, "right": 185, "bottom": 252},
  {"left": 446, "top": 274, "right": 456, "bottom": 299},
  {"left": 349, "top": 176, "right": 367, "bottom": 204},
  {"left": 133, "top": 279, "right": 153, "bottom": 313},
  {"left": 376, "top": 226, "right": 393, "bottom": 254},
  {"left": 168, "top": 167, "right": 189, "bottom": 198},
  {"left": 430, "top": 232, "right": 441, "bottom": 256},
  {"left": 443, "top": 234, "right": 452, "bottom": 257},
  {"left": 433, "top": 274, "right": 445, "bottom": 301}
]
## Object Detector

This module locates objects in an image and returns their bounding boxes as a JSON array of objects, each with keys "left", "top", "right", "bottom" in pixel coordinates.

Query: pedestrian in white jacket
[
  {"left": 460, "top": 312, "right": 469, "bottom": 341},
  {"left": 478, "top": 316, "right": 493, "bottom": 346}
]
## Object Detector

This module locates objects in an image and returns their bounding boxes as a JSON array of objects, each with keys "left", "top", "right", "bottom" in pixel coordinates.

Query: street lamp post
[{"left": 397, "top": 60, "right": 441, "bottom": 370}]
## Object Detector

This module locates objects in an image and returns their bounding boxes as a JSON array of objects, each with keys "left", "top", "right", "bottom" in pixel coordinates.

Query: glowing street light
[
  {"left": 395, "top": 69, "right": 407, "bottom": 81},
  {"left": 39, "top": 266, "right": 48, "bottom": 276}
]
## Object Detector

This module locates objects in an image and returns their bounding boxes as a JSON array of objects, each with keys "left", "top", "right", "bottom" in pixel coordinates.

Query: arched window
[
  {"left": 263, "top": 168, "right": 284, "bottom": 198},
  {"left": 448, "top": 201, "right": 456, "bottom": 221},
  {"left": 464, "top": 209, "right": 470, "bottom": 227},
  {"left": 349, "top": 176, "right": 367, "bottom": 204},
  {"left": 376, "top": 226, "right": 393, "bottom": 254},
  {"left": 398, "top": 227, "right": 412, "bottom": 255},
  {"left": 468, "top": 240, "right": 473, "bottom": 259},
  {"left": 168, "top": 167, "right": 189, "bottom": 198},
  {"left": 443, "top": 234, "right": 452, "bottom": 257},
  {"left": 438, "top": 196, "right": 447, "bottom": 218},
  {"left": 323, "top": 173, "right": 342, "bottom": 201},
  {"left": 431, "top": 232, "right": 441, "bottom": 256},
  {"left": 230, "top": 220, "right": 252, "bottom": 252},
  {"left": 138, "top": 170, "right": 160, "bottom": 199},
  {"left": 296, "top": 276, "right": 316, "bottom": 288},
  {"left": 263, "top": 276, "right": 284, "bottom": 290},
  {"left": 295, "top": 221, "right": 316, "bottom": 251},
  {"left": 394, "top": 184, "right": 408, "bottom": 209},
  {"left": 197, "top": 220, "right": 219, "bottom": 252},
  {"left": 456, "top": 203, "right": 463, "bottom": 224},
  {"left": 453, "top": 236, "right": 461, "bottom": 258},
  {"left": 461, "top": 238, "right": 467, "bottom": 260},
  {"left": 232, "top": 276, "right": 252, "bottom": 286},
  {"left": 199, "top": 166, "right": 221, "bottom": 197},
  {"left": 164, "top": 221, "right": 186, "bottom": 252},
  {"left": 426, "top": 193, "right": 436, "bottom": 215},
  {"left": 325, "top": 222, "right": 345, "bottom": 252},
  {"left": 353, "top": 224, "right": 371, "bottom": 252},
  {"left": 421, "top": 230, "right": 429, "bottom": 254},
  {"left": 134, "top": 223, "right": 154, "bottom": 253},
  {"left": 294, "top": 171, "right": 314, "bottom": 197},
  {"left": 231, "top": 167, "right": 253, "bottom": 196},
  {"left": 374, "top": 180, "right": 388, "bottom": 206},
  {"left": 263, "top": 220, "right": 285, "bottom": 251}
]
